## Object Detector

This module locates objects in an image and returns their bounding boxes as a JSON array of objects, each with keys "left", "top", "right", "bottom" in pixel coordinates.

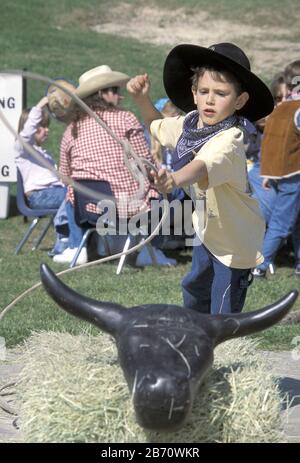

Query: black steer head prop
[{"left": 40, "top": 264, "right": 298, "bottom": 432}]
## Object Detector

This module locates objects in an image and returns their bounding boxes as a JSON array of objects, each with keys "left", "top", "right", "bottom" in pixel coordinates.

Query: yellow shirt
[{"left": 151, "top": 115, "right": 265, "bottom": 268}]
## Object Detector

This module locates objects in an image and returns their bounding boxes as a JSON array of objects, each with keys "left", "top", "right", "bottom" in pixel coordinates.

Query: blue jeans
[
  {"left": 248, "top": 163, "right": 276, "bottom": 224},
  {"left": 182, "top": 243, "right": 252, "bottom": 314},
  {"left": 257, "top": 174, "right": 300, "bottom": 270},
  {"left": 53, "top": 198, "right": 69, "bottom": 248},
  {"left": 28, "top": 186, "right": 66, "bottom": 210},
  {"left": 65, "top": 201, "right": 84, "bottom": 249}
]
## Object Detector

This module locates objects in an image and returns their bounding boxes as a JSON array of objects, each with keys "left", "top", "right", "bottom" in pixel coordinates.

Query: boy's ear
[
  {"left": 192, "top": 86, "right": 197, "bottom": 105},
  {"left": 235, "top": 91, "right": 249, "bottom": 110}
]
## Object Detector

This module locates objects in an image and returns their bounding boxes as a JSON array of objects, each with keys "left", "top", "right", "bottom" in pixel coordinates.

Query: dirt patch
[
  {"left": 92, "top": 4, "right": 267, "bottom": 45},
  {"left": 90, "top": 3, "right": 300, "bottom": 77}
]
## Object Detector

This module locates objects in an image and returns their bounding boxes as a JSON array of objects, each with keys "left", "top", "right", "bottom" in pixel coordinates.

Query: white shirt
[{"left": 14, "top": 106, "right": 63, "bottom": 194}]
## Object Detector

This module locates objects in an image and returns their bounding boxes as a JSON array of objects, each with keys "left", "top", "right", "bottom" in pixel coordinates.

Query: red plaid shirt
[{"left": 59, "top": 109, "right": 159, "bottom": 218}]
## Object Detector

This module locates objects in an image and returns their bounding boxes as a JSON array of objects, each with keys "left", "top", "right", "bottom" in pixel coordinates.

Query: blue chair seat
[{"left": 15, "top": 169, "right": 58, "bottom": 254}]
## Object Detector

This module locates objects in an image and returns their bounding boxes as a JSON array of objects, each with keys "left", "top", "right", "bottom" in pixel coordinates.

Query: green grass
[{"left": 1, "top": 0, "right": 300, "bottom": 351}]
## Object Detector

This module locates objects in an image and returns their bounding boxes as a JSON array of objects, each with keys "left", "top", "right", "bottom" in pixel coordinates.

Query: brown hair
[
  {"left": 191, "top": 66, "right": 245, "bottom": 95},
  {"left": 70, "top": 90, "right": 121, "bottom": 138},
  {"left": 284, "top": 60, "right": 300, "bottom": 92},
  {"left": 270, "top": 72, "right": 285, "bottom": 104},
  {"left": 18, "top": 107, "right": 50, "bottom": 133}
]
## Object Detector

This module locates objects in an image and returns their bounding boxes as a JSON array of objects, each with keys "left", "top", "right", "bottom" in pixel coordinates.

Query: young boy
[
  {"left": 254, "top": 60, "right": 300, "bottom": 277},
  {"left": 127, "top": 42, "right": 274, "bottom": 314}
]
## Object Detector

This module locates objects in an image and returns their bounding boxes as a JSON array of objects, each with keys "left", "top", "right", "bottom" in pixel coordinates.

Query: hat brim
[
  {"left": 75, "top": 72, "right": 130, "bottom": 99},
  {"left": 163, "top": 44, "right": 274, "bottom": 121}
]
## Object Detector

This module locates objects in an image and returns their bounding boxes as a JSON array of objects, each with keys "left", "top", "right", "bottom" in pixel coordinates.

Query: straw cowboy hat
[
  {"left": 163, "top": 43, "right": 274, "bottom": 121},
  {"left": 46, "top": 78, "right": 76, "bottom": 122},
  {"left": 75, "top": 65, "right": 130, "bottom": 99}
]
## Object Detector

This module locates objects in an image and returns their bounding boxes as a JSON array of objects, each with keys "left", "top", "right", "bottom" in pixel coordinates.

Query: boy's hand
[
  {"left": 151, "top": 168, "right": 175, "bottom": 194},
  {"left": 126, "top": 73, "right": 150, "bottom": 97},
  {"left": 36, "top": 96, "right": 49, "bottom": 108}
]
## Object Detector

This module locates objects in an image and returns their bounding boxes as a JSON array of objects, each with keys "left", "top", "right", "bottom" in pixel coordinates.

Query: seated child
[
  {"left": 14, "top": 96, "right": 68, "bottom": 253},
  {"left": 127, "top": 42, "right": 274, "bottom": 314}
]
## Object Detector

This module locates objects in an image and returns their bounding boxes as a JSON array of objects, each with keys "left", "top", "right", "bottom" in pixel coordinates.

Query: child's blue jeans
[
  {"left": 65, "top": 200, "right": 85, "bottom": 249},
  {"left": 28, "top": 185, "right": 66, "bottom": 210},
  {"left": 248, "top": 162, "right": 276, "bottom": 224},
  {"left": 257, "top": 174, "right": 300, "bottom": 270},
  {"left": 182, "top": 243, "right": 252, "bottom": 314}
]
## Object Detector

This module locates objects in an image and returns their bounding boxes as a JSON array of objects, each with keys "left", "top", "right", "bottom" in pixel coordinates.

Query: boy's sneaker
[
  {"left": 295, "top": 264, "right": 300, "bottom": 277},
  {"left": 53, "top": 247, "right": 88, "bottom": 266},
  {"left": 251, "top": 267, "right": 266, "bottom": 278}
]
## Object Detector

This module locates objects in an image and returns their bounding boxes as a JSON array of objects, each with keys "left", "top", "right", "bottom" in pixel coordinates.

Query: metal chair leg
[
  {"left": 15, "top": 218, "right": 40, "bottom": 255},
  {"left": 32, "top": 216, "right": 54, "bottom": 250},
  {"left": 116, "top": 235, "right": 132, "bottom": 275},
  {"left": 69, "top": 228, "right": 95, "bottom": 268}
]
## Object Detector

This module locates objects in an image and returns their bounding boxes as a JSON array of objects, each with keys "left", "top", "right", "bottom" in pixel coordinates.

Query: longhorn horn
[
  {"left": 40, "top": 264, "right": 125, "bottom": 336},
  {"left": 212, "top": 290, "right": 298, "bottom": 345}
]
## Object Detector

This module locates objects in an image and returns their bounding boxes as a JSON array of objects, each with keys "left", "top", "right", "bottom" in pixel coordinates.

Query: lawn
[{"left": 0, "top": 0, "right": 300, "bottom": 351}]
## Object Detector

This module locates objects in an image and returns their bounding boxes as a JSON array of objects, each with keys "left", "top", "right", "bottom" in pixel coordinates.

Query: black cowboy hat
[{"left": 163, "top": 43, "right": 274, "bottom": 121}]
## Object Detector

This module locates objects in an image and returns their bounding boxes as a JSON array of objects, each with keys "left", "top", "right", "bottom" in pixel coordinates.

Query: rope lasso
[
  {"left": 0, "top": 70, "right": 170, "bottom": 322},
  {"left": 0, "top": 70, "right": 151, "bottom": 202}
]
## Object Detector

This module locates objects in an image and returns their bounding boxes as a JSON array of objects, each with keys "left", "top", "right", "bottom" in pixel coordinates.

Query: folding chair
[
  {"left": 70, "top": 179, "right": 157, "bottom": 273},
  {"left": 15, "top": 169, "right": 58, "bottom": 255}
]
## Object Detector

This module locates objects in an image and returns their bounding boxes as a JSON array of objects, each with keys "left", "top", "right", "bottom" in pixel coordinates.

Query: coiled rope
[{"left": 0, "top": 70, "right": 169, "bottom": 321}]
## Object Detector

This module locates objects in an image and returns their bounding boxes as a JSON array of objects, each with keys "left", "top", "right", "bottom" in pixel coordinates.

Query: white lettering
[{"left": 100, "top": 447, "right": 135, "bottom": 460}]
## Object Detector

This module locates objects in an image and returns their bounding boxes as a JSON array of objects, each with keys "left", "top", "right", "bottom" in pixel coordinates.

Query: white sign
[{"left": 0, "top": 73, "right": 24, "bottom": 182}]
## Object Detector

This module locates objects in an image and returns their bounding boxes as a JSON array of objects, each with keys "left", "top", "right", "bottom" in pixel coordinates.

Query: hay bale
[{"left": 15, "top": 331, "right": 285, "bottom": 443}]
